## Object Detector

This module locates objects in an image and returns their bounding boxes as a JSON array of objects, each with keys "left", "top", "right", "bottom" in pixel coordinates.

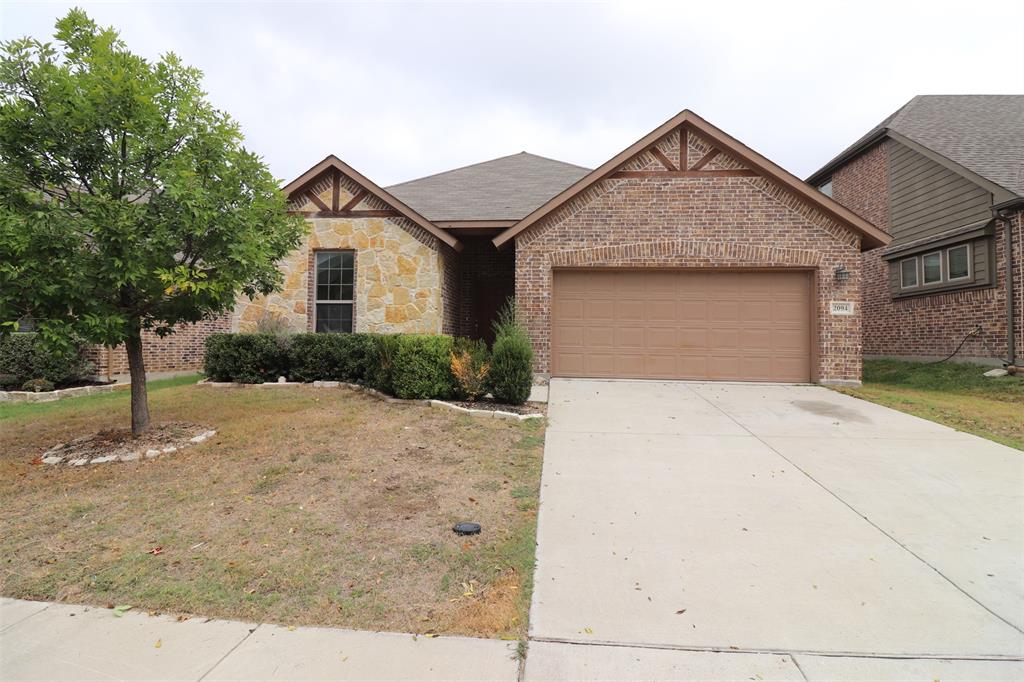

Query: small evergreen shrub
[
  {"left": 488, "top": 300, "right": 534, "bottom": 405},
  {"left": 288, "top": 333, "right": 377, "bottom": 383},
  {"left": 203, "top": 333, "right": 290, "bottom": 384},
  {"left": 369, "top": 333, "right": 401, "bottom": 394},
  {"left": 0, "top": 333, "right": 93, "bottom": 388},
  {"left": 391, "top": 334, "right": 456, "bottom": 400},
  {"left": 21, "top": 378, "right": 55, "bottom": 392},
  {"left": 450, "top": 337, "right": 490, "bottom": 401}
]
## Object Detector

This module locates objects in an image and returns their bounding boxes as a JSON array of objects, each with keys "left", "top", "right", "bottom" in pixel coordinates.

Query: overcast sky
[{"left": 3, "top": 1, "right": 1023, "bottom": 187}]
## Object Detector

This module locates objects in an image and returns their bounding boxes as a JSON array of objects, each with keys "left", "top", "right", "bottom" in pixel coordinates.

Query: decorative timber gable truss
[
  {"left": 493, "top": 109, "right": 891, "bottom": 250},
  {"left": 282, "top": 155, "right": 462, "bottom": 251}
]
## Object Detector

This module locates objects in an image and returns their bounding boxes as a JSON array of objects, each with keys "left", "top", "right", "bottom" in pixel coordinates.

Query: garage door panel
[
  {"left": 709, "top": 300, "right": 741, "bottom": 323},
  {"left": 615, "top": 326, "right": 645, "bottom": 349},
  {"left": 552, "top": 270, "right": 811, "bottom": 382},
  {"left": 647, "top": 327, "right": 679, "bottom": 349},
  {"left": 584, "top": 326, "right": 615, "bottom": 348},
  {"left": 645, "top": 299, "right": 677, "bottom": 322},
  {"left": 585, "top": 299, "right": 615, "bottom": 320},
  {"left": 709, "top": 327, "right": 740, "bottom": 349},
  {"left": 616, "top": 299, "right": 646, "bottom": 321},
  {"left": 678, "top": 300, "right": 708, "bottom": 322}
]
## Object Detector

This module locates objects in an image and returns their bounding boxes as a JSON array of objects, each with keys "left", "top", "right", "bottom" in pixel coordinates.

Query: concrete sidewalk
[{"left": 0, "top": 598, "right": 518, "bottom": 681}]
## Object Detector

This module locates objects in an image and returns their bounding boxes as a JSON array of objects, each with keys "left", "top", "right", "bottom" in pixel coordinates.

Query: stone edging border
[
  {"left": 196, "top": 379, "right": 544, "bottom": 422},
  {"left": 0, "top": 383, "right": 122, "bottom": 404},
  {"left": 41, "top": 429, "right": 217, "bottom": 466}
]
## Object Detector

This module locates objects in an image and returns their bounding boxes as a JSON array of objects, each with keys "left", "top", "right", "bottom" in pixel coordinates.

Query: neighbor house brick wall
[
  {"left": 232, "top": 176, "right": 444, "bottom": 335},
  {"left": 830, "top": 140, "right": 1022, "bottom": 362},
  {"left": 514, "top": 129, "right": 864, "bottom": 383},
  {"left": 84, "top": 314, "right": 232, "bottom": 378}
]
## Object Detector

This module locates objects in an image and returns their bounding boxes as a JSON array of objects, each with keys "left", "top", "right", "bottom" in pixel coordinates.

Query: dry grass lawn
[
  {"left": 0, "top": 376, "right": 544, "bottom": 638},
  {"left": 838, "top": 360, "right": 1024, "bottom": 450}
]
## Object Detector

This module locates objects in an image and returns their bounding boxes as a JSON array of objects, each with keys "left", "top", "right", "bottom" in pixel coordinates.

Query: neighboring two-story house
[{"left": 808, "top": 95, "right": 1023, "bottom": 366}]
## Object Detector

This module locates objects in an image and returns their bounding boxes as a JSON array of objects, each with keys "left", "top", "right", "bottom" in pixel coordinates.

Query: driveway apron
[{"left": 526, "top": 379, "right": 1024, "bottom": 679}]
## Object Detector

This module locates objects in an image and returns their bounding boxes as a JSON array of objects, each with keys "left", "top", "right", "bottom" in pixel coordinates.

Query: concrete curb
[{"left": 197, "top": 379, "right": 543, "bottom": 422}]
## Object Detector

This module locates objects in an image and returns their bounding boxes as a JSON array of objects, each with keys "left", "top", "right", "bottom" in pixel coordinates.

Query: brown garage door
[{"left": 551, "top": 270, "right": 812, "bottom": 382}]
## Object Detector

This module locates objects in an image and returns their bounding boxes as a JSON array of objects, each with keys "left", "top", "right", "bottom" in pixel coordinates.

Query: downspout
[{"left": 993, "top": 199, "right": 1022, "bottom": 366}]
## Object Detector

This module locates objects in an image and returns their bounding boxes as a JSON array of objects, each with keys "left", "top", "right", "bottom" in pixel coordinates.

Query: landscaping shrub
[
  {"left": 488, "top": 300, "right": 534, "bottom": 405},
  {"left": 451, "top": 337, "right": 490, "bottom": 401},
  {"left": 203, "top": 333, "right": 290, "bottom": 384},
  {"left": 21, "top": 378, "right": 54, "bottom": 393},
  {"left": 0, "top": 333, "right": 93, "bottom": 388},
  {"left": 391, "top": 334, "right": 456, "bottom": 400},
  {"left": 288, "top": 333, "right": 377, "bottom": 383},
  {"left": 369, "top": 333, "right": 400, "bottom": 394}
]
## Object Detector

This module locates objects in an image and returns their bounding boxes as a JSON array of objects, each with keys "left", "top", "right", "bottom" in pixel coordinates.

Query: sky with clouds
[{"left": 2, "top": 1, "right": 1022, "bottom": 187}]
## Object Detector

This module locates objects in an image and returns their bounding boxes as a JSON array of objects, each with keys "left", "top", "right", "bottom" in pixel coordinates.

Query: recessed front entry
[{"left": 551, "top": 269, "right": 812, "bottom": 382}]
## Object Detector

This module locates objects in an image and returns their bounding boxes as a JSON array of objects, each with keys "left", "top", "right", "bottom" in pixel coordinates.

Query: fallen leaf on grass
[{"left": 147, "top": 547, "right": 163, "bottom": 555}]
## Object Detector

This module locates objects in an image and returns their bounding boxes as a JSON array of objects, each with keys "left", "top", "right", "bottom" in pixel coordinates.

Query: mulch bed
[{"left": 446, "top": 398, "right": 546, "bottom": 415}]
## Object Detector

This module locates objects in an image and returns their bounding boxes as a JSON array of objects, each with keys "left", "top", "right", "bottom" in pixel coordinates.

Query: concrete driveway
[{"left": 526, "top": 379, "right": 1024, "bottom": 681}]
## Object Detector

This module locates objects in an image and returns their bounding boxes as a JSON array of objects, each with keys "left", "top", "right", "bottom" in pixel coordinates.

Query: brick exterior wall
[
  {"left": 831, "top": 139, "right": 1023, "bottom": 363},
  {"left": 514, "top": 129, "right": 865, "bottom": 383},
  {"left": 84, "top": 314, "right": 232, "bottom": 378}
]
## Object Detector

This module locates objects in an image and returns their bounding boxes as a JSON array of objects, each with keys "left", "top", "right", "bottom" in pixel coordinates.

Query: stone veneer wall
[
  {"left": 514, "top": 129, "right": 864, "bottom": 383},
  {"left": 232, "top": 177, "right": 446, "bottom": 335},
  {"left": 831, "top": 141, "right": 1023, "bottom": 362}
]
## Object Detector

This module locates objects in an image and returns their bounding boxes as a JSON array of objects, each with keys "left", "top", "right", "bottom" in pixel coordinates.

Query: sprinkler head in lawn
[{"left": 452, "top": 522, "right": 481, "bottom": 536}]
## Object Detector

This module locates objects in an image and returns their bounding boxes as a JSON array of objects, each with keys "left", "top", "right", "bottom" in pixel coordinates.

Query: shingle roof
[
  {"left": 386, "top": 152, "right": 591, "bottom": 221},
  {"left": 809, "top": 95, "right": 1024, "bottom": 197}
]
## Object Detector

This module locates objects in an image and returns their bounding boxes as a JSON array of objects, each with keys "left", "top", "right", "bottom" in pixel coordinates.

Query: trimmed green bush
[
  {"left": 203, "top": 333, "right": 290, "bottom": 384},
  {"left": 369, "top": 333, "right": 401, "bottom": 394},
  {"left": 288, "top": 333, "right": 377, "bottom": 383},
  {"left": 0, "top": 333, "right": 93, "bottom": 388},
  {"left": 391, "top": 334, "right": 456, "bottom": 400},
  {"left": 488, "top": 300, "right": 534, "bottom": 405}
]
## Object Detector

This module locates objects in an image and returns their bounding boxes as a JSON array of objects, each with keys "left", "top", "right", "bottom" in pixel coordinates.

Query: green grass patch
[
  {"left": 840, "top": 360, "right": 1023, "bottom": 450},
  {"left": 0, "top": 373, "right": 202, "bottom": 422}
]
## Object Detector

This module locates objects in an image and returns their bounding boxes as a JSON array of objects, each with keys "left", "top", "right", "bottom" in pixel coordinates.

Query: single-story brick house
[
  {"left": 233, "top": 109, "right": 890, "bottom": 384},
  {"left": 807, "top": 95, "right": 1023, "bottom": 366}
]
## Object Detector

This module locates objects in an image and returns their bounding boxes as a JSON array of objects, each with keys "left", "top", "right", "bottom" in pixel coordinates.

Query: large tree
[{"left": 0, "top": 10, "right": 305, "bottom": 435}]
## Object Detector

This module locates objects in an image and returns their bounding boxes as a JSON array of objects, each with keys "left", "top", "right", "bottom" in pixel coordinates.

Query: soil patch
[{"left": 35, "top": 421, "right": 212, "bottom": 464}]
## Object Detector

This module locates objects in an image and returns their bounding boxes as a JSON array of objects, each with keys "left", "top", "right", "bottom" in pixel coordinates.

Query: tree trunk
[{"left": 125, "top": 333, "right": 150, "bottom": 437}]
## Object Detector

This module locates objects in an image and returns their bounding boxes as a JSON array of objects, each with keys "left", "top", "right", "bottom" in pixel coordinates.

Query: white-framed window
[
  {"left": 922, "top": 251, "right": 943, "bottom": 284},
  {"left": 947, "top": 244, "right": 971, "bottom": 281},
  {"left": 900, "top": 257, "right": 918, "bottom": 289},
  {"left": 819, "top": 179, "right": 833, "bottom": 197},
  {"left": 314, "top": 250, "right": 354, "bottom": 333}
]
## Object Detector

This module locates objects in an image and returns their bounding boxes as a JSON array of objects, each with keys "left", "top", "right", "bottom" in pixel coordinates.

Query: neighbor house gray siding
[{"left": 888, "top": 140, "right": 993, "bottom": 245}]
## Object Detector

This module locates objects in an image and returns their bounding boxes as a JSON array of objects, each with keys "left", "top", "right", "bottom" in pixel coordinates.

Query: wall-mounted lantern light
[{"left": 834, "top": 265, "right": 851, "bottom": 284}]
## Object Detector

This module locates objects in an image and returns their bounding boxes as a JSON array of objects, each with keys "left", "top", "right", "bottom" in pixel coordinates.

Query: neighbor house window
[
  {"left": 900, "top": 257, "right": 918, "bottom": 288},
  {"left": 922, "top": 251, "right": 942, "bottom": 284},
  {"left": 819, "top": 179, "right": 833, "bottom": 197},
  {"left": 314, "top": 250, "right": 354, "bottom": 333},
  {"left": 947, "top": 244, "right": 970, "bottom": 281}
]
